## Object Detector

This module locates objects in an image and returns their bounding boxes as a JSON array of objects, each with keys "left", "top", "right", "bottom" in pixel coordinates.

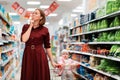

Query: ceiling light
[
  {"left": 45, "top": 22, "right": 49, "bottom": 25},
  {"left": 27, "top": 1, "right": 40, "bottom": 5},
  {"left": 71, "top": 14, "right": 77, "bottom": 17},
  {"left": 9, "top": 12, "right": 18, "bottom": 16},
  {"left": 48, "top": 13, "right": 58, "bottom": 17},
  {"left": 40, "top": 5, "right": 49, "bottom": 9},
  {"left": 58, "top": 19, "right": 63, "bottom": 25},
  {"left": 72, "top": 9, "right": 84, "bottom": 12},
  {"left": 27, "top": 8, "right": 36, "bottom": 11},
  {"left": 57, "top": 0, "right": 72, "bottom": 1},
  {"left": 76, "top": 6, "right": 83, "bottom": 10},
  {"left": 13, "top": 21, "right": 20, "bottom": 24}
]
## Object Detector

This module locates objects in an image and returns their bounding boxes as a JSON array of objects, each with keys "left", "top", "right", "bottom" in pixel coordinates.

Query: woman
[{"left": 21, "top": 8, "right": 58, "bottom": 80}]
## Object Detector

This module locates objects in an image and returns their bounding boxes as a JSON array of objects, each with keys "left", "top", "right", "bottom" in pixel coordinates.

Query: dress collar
[{"left": 32, "top": 25, "right": 43, "bottom": 30}]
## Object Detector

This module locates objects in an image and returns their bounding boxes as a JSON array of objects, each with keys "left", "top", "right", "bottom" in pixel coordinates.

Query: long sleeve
[
  {"left": 21, "top": 24, "right": 29, "bottom": 41},
  {"left": 44, "top": 28, "right": 51, "bottom": 48}
]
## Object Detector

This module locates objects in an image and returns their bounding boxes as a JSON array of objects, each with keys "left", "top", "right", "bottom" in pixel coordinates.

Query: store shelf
[
  {"left": 70, "top": 42, "right": 85, "bottom": 44},
  {"left": 68, "top": 50, "right": 120, "bottom": 62},
  {"left": 1, "top": 55, "right": 14, "bottom": 66},
  {"left": 69, "top": 50, "right": 93, "bottom": 56},
  {"left": 2, "top": 47, "right": 14, "bottom": 53},
  {"left": 0, "top": 42, "right": 4, "bottom": 45},
  {"left": 70, "top": 26, "right": 120, "bottom": 37},
  {"left": 82, "top": 26, "right": 120, "bottom": 35},
  {"left": 0, "top": 15, "right": 10, "bottom": 26},
  {"left": 88, "top": 42, "right": 120, "bottom": 45},
  {"left": 80, "top": 63, "right": 111, "bottom": 76},
  {"left": 79, "top": 63, "right": 120, "bottom": 80},
  {"left": 1, "top": 40, "right": 14, "bottom": 44},
  {"left": 111, "top": 75, "right": 120, "bottom": 80},
  {"left": 69, "top": 42, "right": 120, "bottom": 45},
  {"left": 70, "top": 25, "right": 80, "bottom": 30},
  {"left": 9, "top": 40, "right": 15, "bottom": 42},
  {"left": 87, "top": 11, "right": 120, "bottom": 24},
  {"left": 2, "top": 32, "right": 9, "bottom": 36},
  {"left": 1, "top": 40, "right": 9, "bottom": 44},
  {"left": 70, "top": 11, "right": 120, "bottom": 31},
  {"left": 69, "top": 33, "right": 82, "bottom": 37},
  {"left": 72, "top": 70, "right": 88, "bottom": 80},
  {"left": 7, "top": 32, "right": 12, "bottom": 36},
  {"left": 1, "top": 65, "right": 13, "bottom": 80},
  {"left": 79, "top": 11, "right": 120, "bottom": 27}
]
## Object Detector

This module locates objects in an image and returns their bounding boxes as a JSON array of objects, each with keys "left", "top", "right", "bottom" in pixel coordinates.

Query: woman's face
[{"left": 31, "top": 9, "right": 42, "bottom": 21}]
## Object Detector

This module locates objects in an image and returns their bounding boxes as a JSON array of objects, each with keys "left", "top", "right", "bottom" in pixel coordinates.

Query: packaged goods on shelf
[
  {"left": 96, "top": 6, "right": 106, "bottom": 18},
  {"left": 88, "top": 56, "right": 101, "bottom": 67},
  {"left": 80, "top": 14, "right": 85, "bottom": 25},
  {"left": 88, "top": 11, "right": 96, "bottom": 21},
  {"left": 96, "top": 59, "right": 120, "bottom": 75},
  {"left": 0, "top": 5, "right": 5, "bottom": 16},
  {"left": 0, "top": 4, "right": 20, "bottom": 80},
  {"left": 68, "top": 0, "right": 120, "bottom": 79}
]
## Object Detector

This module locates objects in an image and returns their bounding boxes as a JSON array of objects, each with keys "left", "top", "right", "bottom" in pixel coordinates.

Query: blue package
[{"left": 85, "top": 74, "right": 93, "bottom": 80}]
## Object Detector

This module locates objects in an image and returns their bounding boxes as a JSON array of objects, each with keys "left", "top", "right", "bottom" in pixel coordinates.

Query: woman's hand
[
  {"left": 30, "top": 20, "right": 34, "bottom": 27},
  {"left": 51, "top": 61, "right": 60, "bottom": 68}
]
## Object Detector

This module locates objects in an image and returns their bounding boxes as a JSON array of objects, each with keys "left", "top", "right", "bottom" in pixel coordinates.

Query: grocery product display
[
  {"left": 0, "top": 4, "right": 21, "bottom": 80},
  {"left": 0, "top": 0, "right": 120, "bottom": 80},
  {"left": 68, "top": 0, "right": 120, "bottom": 80}
]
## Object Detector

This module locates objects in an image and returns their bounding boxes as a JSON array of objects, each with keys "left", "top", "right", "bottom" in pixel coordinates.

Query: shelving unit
[
  {"left": 69, "top": 26, "right": 120, "bottom": 37},
  {"left": 88, "top": 42, "right": 120, "bottom": 45},
  {"left": 0, "top": 14, "right": 10, "bottom": 26},
  {"left": 68, "top": 1, "right": 120, "bottom": 80},
  {"left": 0, "top": 42, "right": 3, "bottom": 45},
  {"left": 0, "top": 4, "right": 20, "bottom": 80},
  {"left": 2, "top": 47, "right": 14, "bottom": 53},
  {"left": 72, "top": 70, "right": 88, "bottom": 80},
  {"left": 79, "top": 62, "right": 120, "bottom": 80},
  {"left": 70, "top": 42, "right": 85, "bottom": 45},
  {"left": 1, "top": 65, "right": 13, "bottom": 80},
  {"left": 2, "top": 32, "right": 9, "bottom": 36},
  {"left": 70, "top": 10, "right": 120, "bottom": 31},
  {"left": 70, "top": 42, "right": 120, "bottom": 45},
  {"left": 69, "top": 50, "right": 120, "bottom": 62},
  {"left": 1, "top": 54, "right": 14, "bottom": 66},
  {"left": 85, "top": 10, "right": 120, "bottom": 25}
]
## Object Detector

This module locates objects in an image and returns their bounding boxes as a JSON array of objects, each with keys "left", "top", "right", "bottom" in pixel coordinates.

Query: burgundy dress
[{"left": 21, "top": 24, "right": 50, "bottom": 80}]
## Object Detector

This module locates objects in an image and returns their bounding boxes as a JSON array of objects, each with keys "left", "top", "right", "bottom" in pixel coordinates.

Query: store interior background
[
  {"left": 1, "top": 0, "right": 105, "bottom": 55},
  {"left": 0, "top": 0, "right": 120, "bottom": 80}
]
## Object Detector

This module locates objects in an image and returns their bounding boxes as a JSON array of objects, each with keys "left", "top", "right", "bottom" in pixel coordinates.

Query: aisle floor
[{"left": 15, "top": 62, "right": 61, "bottom": 80}]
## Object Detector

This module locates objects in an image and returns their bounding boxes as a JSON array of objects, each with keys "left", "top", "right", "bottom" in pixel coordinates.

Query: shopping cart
[
  {"left": 50, "top": 68, "right": 80, "bottom": 80},
  {"left": 50, "top": 69, "right": 61, "bottom": 80}
]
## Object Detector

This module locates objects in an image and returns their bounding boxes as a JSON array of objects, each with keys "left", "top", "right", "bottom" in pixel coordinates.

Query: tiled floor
[{"left": 14, "top": 62, "right": 61, "bottom": 80}]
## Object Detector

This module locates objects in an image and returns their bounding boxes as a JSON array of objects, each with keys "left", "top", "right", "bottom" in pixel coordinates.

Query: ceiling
[{"left": 0, "top": 0, "right": 84, "bottom": 34}]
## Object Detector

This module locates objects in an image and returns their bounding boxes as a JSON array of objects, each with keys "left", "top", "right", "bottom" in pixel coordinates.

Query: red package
[
  {"left": 44, "top": 8, "right": 51, "bottom": 16},
  {"left": 17, "top": 7, "right": 25, "bottom": 15},
  {"left": 49, "top": 1, "right": 59, "bottom": 13},
  {"left": 12, "top": 2, "right": 20, "bottom": 10}
]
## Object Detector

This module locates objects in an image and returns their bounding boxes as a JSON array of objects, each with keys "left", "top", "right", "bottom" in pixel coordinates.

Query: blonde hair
[{"left": 61, "top": 49, "right": 69, "bottom": 55}]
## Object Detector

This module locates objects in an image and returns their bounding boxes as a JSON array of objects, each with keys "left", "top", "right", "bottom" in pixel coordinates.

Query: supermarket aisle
[{"left": 15, "top": 62, "right": 61, "bottom": 80}]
